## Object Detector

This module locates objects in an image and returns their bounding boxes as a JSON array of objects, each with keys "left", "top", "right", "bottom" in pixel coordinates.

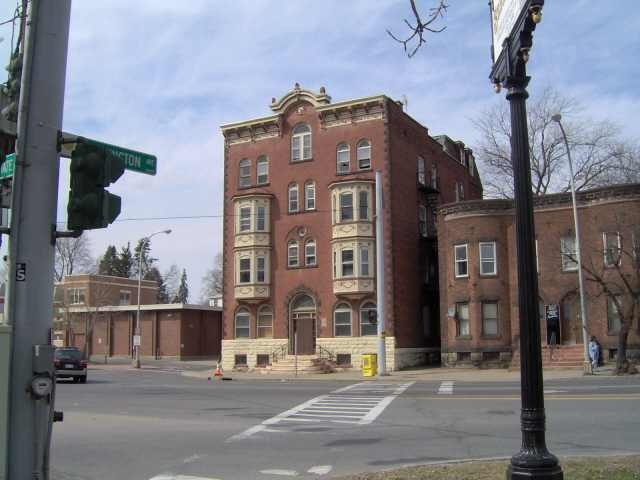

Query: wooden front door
[
  {"left": 296, "top": 314, "right": 315, "bottom": 354},
  {"left": 561, "top": 296, "right": 582, "bottom": 345}
]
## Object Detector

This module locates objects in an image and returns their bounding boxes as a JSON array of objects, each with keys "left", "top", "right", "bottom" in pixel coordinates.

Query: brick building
[
  {"left": 54, "top": 275, "right": 222, "bottom": 360},
  {"left": 220, "top": 85, "right": 481, "bottom": 371},
  {"left": 438, "top": 183, "right": 640, "bottom": 367}
]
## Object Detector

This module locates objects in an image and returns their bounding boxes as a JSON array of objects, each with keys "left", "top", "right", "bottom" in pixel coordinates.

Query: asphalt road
[{"left": 51, "top": 369, "right": 640, "bottom": 480}]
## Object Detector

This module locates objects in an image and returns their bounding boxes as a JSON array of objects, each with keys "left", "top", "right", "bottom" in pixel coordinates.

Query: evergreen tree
[
  {"left": 164, "top": 264, "right": 180, "bottom": 301},
  {"left": 133, "top": 239, "right": 157, "bottom": 279},
  {"left": 145, "top": 267, "right": 169, "bottom": 303},
  {"left": 115, "top": 243, "right": 134, "bottom": 278},
  {"left": 172, "top": 269, "right": 189, "bottom": 303},
  {"left": 98, "top": 245, "right": 118, "bottom": 276}
]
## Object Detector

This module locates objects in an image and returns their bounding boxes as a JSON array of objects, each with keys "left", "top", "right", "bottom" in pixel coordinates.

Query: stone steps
[
  {"left": 510, "top": 345, "right": 591, "bottom": 370},
  {"left": 264, "top": 354, "right": 336, "bottom": 374}
]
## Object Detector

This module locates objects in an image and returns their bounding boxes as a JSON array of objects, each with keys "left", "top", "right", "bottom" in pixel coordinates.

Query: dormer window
[{"left": 291, "top": 123, "right": 311, "bottom": 162}]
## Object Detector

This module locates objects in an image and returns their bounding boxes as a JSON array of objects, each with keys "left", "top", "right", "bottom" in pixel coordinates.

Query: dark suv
[{"left": 54, "top": 347, "right": 87, "bottom": 383}]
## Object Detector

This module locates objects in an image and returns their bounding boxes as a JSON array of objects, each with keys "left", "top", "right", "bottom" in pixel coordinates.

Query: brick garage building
[
  {"left": 220, "top": 85, "right": 481, "bottom": 371},
  {"left": 54, "top": 275, "right": 222, "bottom": 360},
  {"left": 438, "top": 183, "right": 640, "bottom": 367}
]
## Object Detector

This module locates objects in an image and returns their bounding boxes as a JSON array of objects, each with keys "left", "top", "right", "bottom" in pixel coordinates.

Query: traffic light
[{"left": 67, "top": 142, "right": 125, "bottom": 230}]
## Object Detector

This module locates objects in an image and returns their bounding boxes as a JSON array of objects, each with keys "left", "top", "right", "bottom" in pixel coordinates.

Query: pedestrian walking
[{"left": 588, "top": 336, "right": 599, "bottom": 372}]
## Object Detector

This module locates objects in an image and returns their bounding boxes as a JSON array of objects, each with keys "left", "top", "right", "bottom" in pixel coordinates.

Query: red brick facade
[
  {"left": 220, "top": 85, "right": 481, "bottom": 370},
  {"left": 438, "top": 184, "right": 640, "bottom": 366}
]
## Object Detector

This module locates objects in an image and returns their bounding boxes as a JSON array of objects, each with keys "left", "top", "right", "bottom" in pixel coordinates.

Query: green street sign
[
  {"left": 86, "top": 139, "right": 157, "bottom": 176},
  {"left": 59, "top": 131, "right": 157, "bottom": 176},
  {"left": 1, "top": 153, "right": 16, "bottom": 180}
]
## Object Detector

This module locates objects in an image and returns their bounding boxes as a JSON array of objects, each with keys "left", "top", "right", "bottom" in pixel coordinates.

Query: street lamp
[
  {"left": 132, "top": 229, "right": 172, "bottom": 368},
  {"left": 551, "top": 114, "right": 591, "bottom": 374}
]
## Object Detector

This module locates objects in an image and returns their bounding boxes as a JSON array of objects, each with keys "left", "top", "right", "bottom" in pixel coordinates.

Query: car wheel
[
  {"left": 79, "top": 376, "right": 87, "bottom": 384},
  {"left": 72, "top": 377, "right": 79, "bottom": 383}
]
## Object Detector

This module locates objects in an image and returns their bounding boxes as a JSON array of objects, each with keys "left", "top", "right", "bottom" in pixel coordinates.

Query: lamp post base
[
  {"left": 132, "top": 358, "right": 141, "bottom": 368},
  {"left": 507, "top": 464, "right": 564, "bottom": 479},
  {"left": 583, "top": 361, "right": 593, "bottom": 375}
]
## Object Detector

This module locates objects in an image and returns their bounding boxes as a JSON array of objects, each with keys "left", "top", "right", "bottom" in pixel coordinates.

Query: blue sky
[{"left": 1, "top": 1, "right": 639, "bottom": 299}]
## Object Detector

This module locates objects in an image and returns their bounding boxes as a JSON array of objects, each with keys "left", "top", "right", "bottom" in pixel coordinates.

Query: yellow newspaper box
[{"left": 361, "top": 353, "right": 377, "bottom": 377}]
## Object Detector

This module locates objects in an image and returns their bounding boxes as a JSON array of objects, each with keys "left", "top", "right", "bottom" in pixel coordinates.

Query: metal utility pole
[
  {"left": 5, "top": 1, "right": 71, "bottom": 479},
  {"left": 489, "top": 1, "right": 562, "bottom": 478},
  {"left": 552, "top": 114, "right": 591, "bottom": 374},
  {"left": 375, "top": 171, "right": 387, "bottom": 376},
  {"left": 133, "top": 229, "right": 171, "bottom": 368}
]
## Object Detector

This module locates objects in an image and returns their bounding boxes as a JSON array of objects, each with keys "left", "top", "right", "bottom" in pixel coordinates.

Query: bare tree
[
  {"left": 200, "top": 253, "right": 223, "bottom": 305},
  {"left": 473, "top": 87, "right": 635, "bottom": 198},
  {"left": 163, "top": 263, "right": 180, "bottom": 302},
  {"left": 387, "top": 0, "right": 448, "bottom": 57},
  {"left": 564, "top": 218, "right": 639, "bottom": 374},
  {"left": 55, "top": 234, "right": 96, "bottom": 281}
]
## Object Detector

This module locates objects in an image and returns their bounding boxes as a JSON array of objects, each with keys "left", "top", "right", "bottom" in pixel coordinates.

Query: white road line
[
  {"left": 149, "top": 475, "right": 220, "bottom": 480},
  {"left": 308, "top": 465, "right": 333, "bottom": 475},
  {"left": 437, "top": 381, "right": 454, "bottom": 395},
  {"left": 260, "top": 469, "right": 298, "bottom": 476},
  {"left": 226, "top": 381, "right": 414, "bottom": 441}
]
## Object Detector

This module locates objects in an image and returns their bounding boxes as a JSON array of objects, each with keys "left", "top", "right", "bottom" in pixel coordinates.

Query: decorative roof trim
[
  {"left": 220, "top": 114, "right": 280, "bottom": 135},
  {"left": 270, "top": 84, "right": 331, "bottom": 113},
  {"left": 315, "top": 95, "right": 386, "bottom": 113}
]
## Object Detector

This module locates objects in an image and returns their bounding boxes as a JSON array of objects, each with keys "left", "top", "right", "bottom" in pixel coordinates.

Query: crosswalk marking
[
  {"left": 437, "top": 380, "right": 454, "bottom": 395},
  {"left": 226, "top": 381, "right": 414, "bottom": 442}
]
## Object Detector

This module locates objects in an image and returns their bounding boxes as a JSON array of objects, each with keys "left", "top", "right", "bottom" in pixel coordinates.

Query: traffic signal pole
[{"left": 4, "top": 1, "right": 71, "bottom": 479}]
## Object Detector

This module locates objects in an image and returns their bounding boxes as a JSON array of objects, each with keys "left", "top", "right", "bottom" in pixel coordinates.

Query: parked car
[{"left": 54, "top": 347, "right": 87, "bottom": 383}]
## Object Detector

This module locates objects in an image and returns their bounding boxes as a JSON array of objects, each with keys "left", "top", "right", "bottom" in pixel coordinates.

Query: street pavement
[{"left": 51, "top": 366, "right": 640, "bottom": 480}]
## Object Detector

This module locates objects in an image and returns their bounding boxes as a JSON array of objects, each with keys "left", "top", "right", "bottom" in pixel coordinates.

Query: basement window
[
  {"left": 457, "top": 352, "right": 471, "bottom": 362},
  {"left": 336, "top": 354, "right": 351, "bottom": 366},
  {"left": 256, "top": 354, "right": 270, "bottom": 367},
  {"left": 234, "top": 354, "right": 247, "bottom": 367}
]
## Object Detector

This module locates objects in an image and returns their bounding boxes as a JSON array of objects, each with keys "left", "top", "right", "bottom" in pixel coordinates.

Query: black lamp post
[{"left": 489, "top": 1, "right": 563, "bottom": 478}]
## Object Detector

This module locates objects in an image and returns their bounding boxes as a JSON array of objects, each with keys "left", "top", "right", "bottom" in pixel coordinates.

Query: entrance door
[
  {"left": 290, "top": 294, "right": 317, "bottom": 355},
  {"left": 561, "top": 296, "right": 582, "bottom": 345}
]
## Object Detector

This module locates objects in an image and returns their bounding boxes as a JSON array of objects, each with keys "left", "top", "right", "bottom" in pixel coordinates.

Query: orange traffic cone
[{"left": 214, "top": 362, "right": 223, "bottom": 377}]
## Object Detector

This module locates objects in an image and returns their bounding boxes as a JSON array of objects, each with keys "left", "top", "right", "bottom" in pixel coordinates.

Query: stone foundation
[
  {"left": 221, "top": 338, "right": 287, "bottom": 371},
  {"left": 316, "top": 336, "right": 396, "bottom": 371}
]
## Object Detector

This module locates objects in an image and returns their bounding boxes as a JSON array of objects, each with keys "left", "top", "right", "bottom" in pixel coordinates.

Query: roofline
[{"left": 63, "top": 303, "right": 222, "bottom": 313}]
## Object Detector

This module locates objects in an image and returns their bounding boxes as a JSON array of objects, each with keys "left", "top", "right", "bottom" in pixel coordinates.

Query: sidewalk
[{"left": 89, "top": 358, "right": 616, "bottom": 382}]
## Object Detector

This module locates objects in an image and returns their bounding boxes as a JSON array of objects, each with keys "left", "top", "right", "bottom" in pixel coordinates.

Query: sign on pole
[
  {"left": 1, "top": 153, "right": 16, "bottom": 180},
  {"left": 490, "top": 0, "right": 527, "bottom": 63},
  {"left": 59, "top": 131, "right": 157, "bottom": 176}
]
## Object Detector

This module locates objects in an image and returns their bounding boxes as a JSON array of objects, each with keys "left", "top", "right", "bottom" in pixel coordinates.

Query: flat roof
[{"left": 65, "top": 303, "right": 222, "bottom": 313}]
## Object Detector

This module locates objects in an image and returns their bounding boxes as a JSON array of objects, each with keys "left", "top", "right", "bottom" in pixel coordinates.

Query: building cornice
[{"left": 66, "top": 303, "right": 221, "bottom": 313}]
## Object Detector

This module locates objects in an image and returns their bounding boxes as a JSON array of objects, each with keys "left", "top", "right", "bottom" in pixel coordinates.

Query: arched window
[
  {"left": 235, "top": 308, "right": 250, "bottom": 338},
  {"left": 305, "top": 181, "right": 316, "bottom": 210},
  {"left": 257, "top": 305, "right": 273, "bottom": 338},
  {"left": 239, "top": 159, "right": 251, "bottom": 187},
  {"left": 291, "top": 123, "right": 311, "bottom": 162},
  {"left": 417, "top": 156, "right": 425, "bottom": 185},
  {"left": 288, "top": 183, "right": 299, "bottom": 213},
  {"left": 357, "top": 140, "right": 371, "bottom": 169},
  {"left": 288, "top": 240, "right": 299, "bottom": 268},
  {"left": 305, "top": 239, "right": 316, "bottom": 266},
  {"left": 334, "top": 303, "right": 352, "bottom": 336},
  {"left": 336, "top": 143, "right": 350, "bottom": 174},
  {"left": 256, "top": 155, "right": 269, "bottom": 184},
  {"left": 360, "top": 302, "right": 377, "bottom": 336}
]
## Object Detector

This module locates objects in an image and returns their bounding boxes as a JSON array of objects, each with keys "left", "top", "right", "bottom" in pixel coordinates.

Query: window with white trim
[
  {"left": 360, "top": 302, "right": 377, "bottom": 336},
  {"left": 288, "top": 241, "right": 299, "bottom": 268},
  {"left": 358, "top": 190, "right": 369, "bottom": 220},
  {"left": 239, "top": 258, "right": 251, "bottom": 283},
  {"left": 431, "top": 164, "right": 438, "bottom": 189},
  {"left": 256, "top": 256, "right": 266, "bottom": 282},
  {"left": 360, "top": 246, "right": 369, "bottom": 276},
  {"left": 291, "top": 123, "right": 311, "bottom": 161},
  {"left": 305, "top": 239, "right": 316, "bottom": 266},
  {"left": 419, "top": 204, "right": 427, "bottom": 237},
  {"left": 479, "top": 241, "right": 497, "bottom": 276},
  {"left": 357, "top": 140, "right": 371, "bottom": 169},
  {"left": 288, "top": 183, "right": 299, "bottom": 213},
  {"left": 454, "top": 244, "right": 468, "bottom": 278},
  {"left": 239, "top": 159, "right": 251, "bottom": 187},
  {"left": 119, "top": 290, "right": 131, "bottom": 306},
  {"left": 455, "top": 302, "right": 470, "bottom": 337},
  {"left": 334, "top": 303, "right": 352, "bottom": 336},
  {"left": 235, "top": 308, "right": 250, "bottom": 338},
  {"left": 256, "top": 206, "right": 266, "bottom": 231},
  {"left": 561, "top": 236, "right": 578, "bottom": 271},
  {"left": 257, "top": 306, "right": 273, "bottom": 338},
  {"left": 256, "top": 155, "right": 269, "bottom": 184},
  {"left": 337, "top": 143, "right": 350, "bottom": 174},
  {"left": 341, "top": 249, "right": 354, "bottom": 277},
  {"left": 455, "top": 182, "right": 465, "bottom": 201},
  {"left": 482, "top": 301, "right": 498, "bottom": 336},
  {"left": 239, "top": 207, "right": 251, "bottom": 232},
  {"left": 417, "top": 156, "right": 425, "bottom": 185},
  {"left": 305, "top": 181, "right": 316, "bottom": 210},
  {"left": 340, "top": 192, "right": 353, "bottom": 221},
  {"left": 607, "top": 296, "right": 622, "bottom": 332},
  {"left": 603, "top": 232, "right": 621, "bottom": 267},
  {"left": 69, "top": 288, "right": 86, "bottom": 305}
]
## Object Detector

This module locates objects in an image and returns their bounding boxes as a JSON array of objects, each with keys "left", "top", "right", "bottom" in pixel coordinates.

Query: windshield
[{"left": 54, "top": 349, "right": 82, "bottom": 361}]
